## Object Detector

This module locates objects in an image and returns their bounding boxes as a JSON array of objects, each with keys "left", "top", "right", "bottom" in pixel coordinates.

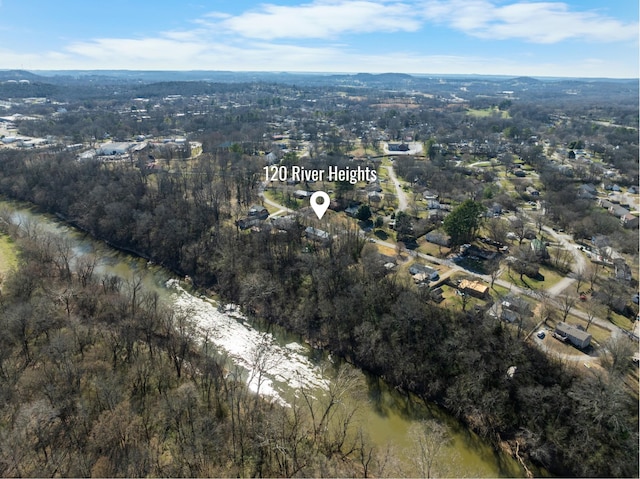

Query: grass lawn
[
  {"left": 416, "top": 240, "right": 450, "bottom": 258},
  {"left": 466, "top": 107, "right": 510, "bottom": 119},
  {"left": 500, "top": 264, "right": 565, "bottom": 291},
  {"left": 263, "top": 189, "right": 302, "bottom": 210},
  {"left": 608, "top": 310, "right": 635, "bottom": 333},
  {"left": 539, "top": 332, "right": 588, "bottom": 357},
  {"left": 438, "top": 284, "right": 490, "bottom": 312},
  {"left": 489, "top": 284, "right": 515, "bottom": 302},
  {"left": 374, "top": 243, "right": 397, "bottom": 258},
  {"left": 0, "top": 234, "right": 18, "bottom": 277}
]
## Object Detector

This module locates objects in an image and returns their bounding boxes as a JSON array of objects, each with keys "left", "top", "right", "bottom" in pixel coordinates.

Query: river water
[{"left": 3, "top": 201, "right": 527, "bottom": 477}]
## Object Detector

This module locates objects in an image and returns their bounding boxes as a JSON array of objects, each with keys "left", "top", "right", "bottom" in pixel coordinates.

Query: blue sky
[{"left": 0, "top": 0, "right": 637, "bottom": 77}]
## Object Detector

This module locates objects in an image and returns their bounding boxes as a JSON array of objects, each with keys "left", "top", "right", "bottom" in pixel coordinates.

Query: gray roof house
[
  {"left": 425, "top": 230, "right": 451, "bottom": 247},
  {"left": 305, "top": 226, "right": 331, "bottom": 244},
  {"left": 555, "top": 322, "right": 592, "bottom": 349},
  {"left": 408, "top": 263, "right": 439, "bottom": 282}
]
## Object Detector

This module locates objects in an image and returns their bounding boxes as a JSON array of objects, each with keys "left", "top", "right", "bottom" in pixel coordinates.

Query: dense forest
[
  {"left": 0, "top": 220, "right": 391, "bottom": 477},
  {"left": 0, "top": 148, "right": 636, "bottom": 477}
]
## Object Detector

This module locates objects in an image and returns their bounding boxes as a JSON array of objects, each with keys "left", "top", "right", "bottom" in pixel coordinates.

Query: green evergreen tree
[{"left": 443, "top": 200, "right": 485, "bottom": 246}]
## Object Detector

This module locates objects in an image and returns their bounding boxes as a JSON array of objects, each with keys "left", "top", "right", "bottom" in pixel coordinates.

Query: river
[{"left": 2, "top": 200, "right": 528, "bottom": 477}]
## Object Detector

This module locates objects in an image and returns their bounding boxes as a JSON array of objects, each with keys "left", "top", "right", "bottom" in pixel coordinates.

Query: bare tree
[
  {"left": 586, "top": 262, "right": 599, "bottom": 290},
  {"left": 574, "top": 266, "right": 586, "bottom": 293},
  {"left": 550, "top": 246, "right": 573, "bottom": 273},
  {"left": 485, "top": 217, "right": 508, "bottom": 251},
  {"left": 584, "top": 299, "right": 602, "bottom": 331},
  {"left": 509, "top": 212, "right": 528, "bottom": 246},
  {"left": 560, "top": 294, "right": 578, "bottom": 322},
  {"left": 486, "top": 258, "right": 502, "bottom": 290},
  {"left": 600, "top": 336, "right": 636, "bottom": 375},
  {"left": 536, "top": 290, "right": 556, "bottom": 326}
]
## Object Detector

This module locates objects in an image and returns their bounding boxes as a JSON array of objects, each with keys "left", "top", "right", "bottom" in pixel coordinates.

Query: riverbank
[{"left": 0, "top": 199, "right": 531, "bottom": 477}]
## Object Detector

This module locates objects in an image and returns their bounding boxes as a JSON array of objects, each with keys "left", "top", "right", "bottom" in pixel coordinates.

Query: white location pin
[{"left": 310, "top": 191, "right": 330, "bottom": 220}]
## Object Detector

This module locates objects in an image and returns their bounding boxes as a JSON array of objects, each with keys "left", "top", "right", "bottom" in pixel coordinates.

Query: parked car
[{"left": 536, "top": 331, "right": 546, "bottom": 339}]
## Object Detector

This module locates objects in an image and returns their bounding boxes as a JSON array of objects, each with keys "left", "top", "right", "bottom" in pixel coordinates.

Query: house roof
[
  {"left": 305, "top": 226, "right": 330, "bottom": 239},
  {"left": 409, "top": 263, "right": 438, "bottom": 276},
  {"left": 459, "top": 279, "right": 488, "bottom": 294},
  {"left": 556, "top": 322, "right": 592, "bottom": 343}
]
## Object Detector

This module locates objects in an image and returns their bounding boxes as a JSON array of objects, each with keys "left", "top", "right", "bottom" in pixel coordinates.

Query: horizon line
[{"left": 4, "top": 69, "right": 638, "bottom": 82}]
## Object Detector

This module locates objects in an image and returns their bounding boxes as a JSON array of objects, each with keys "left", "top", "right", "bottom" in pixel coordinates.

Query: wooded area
[{"left": 0, "top": 146, "right": 636, "bottom": 477}]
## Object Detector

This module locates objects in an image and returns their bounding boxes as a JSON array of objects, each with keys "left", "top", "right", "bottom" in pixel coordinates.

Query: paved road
[
  {"left": 260, "top": 186, "right": 294, "bottom": 218},
  {"left": 542, "top": 226, "right": 588, "bottom": 297},
  {"left": 385, "top": 165, "right": 409, "bottom": 211}
]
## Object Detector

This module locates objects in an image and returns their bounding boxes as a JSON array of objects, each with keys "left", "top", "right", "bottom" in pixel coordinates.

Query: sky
[{"left": 0, "top": 0, "right": 637, "bottom": 78}]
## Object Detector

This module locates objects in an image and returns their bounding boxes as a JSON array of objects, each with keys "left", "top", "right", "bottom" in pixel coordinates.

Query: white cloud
[
  {"left": 0, "top": 0, "right": 636, "bottom": 77},
  {"left": 422, "top": 1, "right": 639, "bottom": 43},
  {"left": 205, "top": 0, "right": 421, "bottom": 40},
  {"left": 3, "top": 35, "right": 634, "bottom": 78},
  {"left": 64, "top": 37, "right": 209, "bottom": 69}
]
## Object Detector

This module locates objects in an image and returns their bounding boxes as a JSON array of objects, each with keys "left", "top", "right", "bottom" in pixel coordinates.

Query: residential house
[
  {"left": 423, "top": 190, "right": 439, "bottom": 201},
  {"left": 425, "top": 230, "right": 451, "bottom": 247},
  {"left": 368, "top": 191, "right": 382, "bottom": 204},
  {"left": 462, "top": 244, "right": 497, "bottom": 261},
  {"left": 294, "top": 190, "right": 313, "bottom": 199},
  {"left": 610, "top": 205, "right": 631, "bottom": 219},
  {"left": 598, "top": 199, "right": 614, "bottom": 210},
  {"left": 621, "top": 213, "right": 639, "bottom": 230},
  {"left": 530, "top": 239, "right": 549, "bottom": 259},
  {"left": 555, "top": 322, "right": 592, "bottom": 349},
  {"left": 236, "top": 205, "right": 270, "bottom": 230},
  {"left": 426, "top": 199, "right": 441, "bottom": 209},
  {"left": 344, "top": 205, "right": 360, "bottom": 218},
  {"left": 409, "top": 263, "right": 439, "bottom": 283},
  {"left": 614, "top": 259, "right": 633, "bottom": 282},
  {"left": 500, "top": 308, "right": 519, "bottom": 323},
  {"left": 577, "top": 184, "right": 597, "bottom": 199},
  {"left": 248, "top": 205, "right": 269, "bottom": 220},
  {"left": 458, "top": 279, "right": 489, "bottom": 298},
  {"left": 236, "top": 217, "right": 264, "bottom": 230},
  {"left": 305, "top": 226, "right": 331, "bottom": 244},
  {"left": 502, "top": 295, "right": 531, "bottom": 317},
  {"left": 271, "top": 215, "right": 298, "bottom": 232},
  {"left": 525, "top": 186, "right": 540, "bottom": 196}
]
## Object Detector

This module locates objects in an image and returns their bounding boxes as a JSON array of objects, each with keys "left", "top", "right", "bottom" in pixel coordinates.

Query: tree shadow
[{"left": 374, "top": 229, "right": 388, "bottom": 240}]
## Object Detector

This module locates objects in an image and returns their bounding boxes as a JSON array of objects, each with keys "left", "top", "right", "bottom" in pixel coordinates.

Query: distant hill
[
  {"left": 0, "top": 69, "right": 635, "bottom": 105},
  {"left": 0, "top": 70, "right": 44, "bottom": 82}
]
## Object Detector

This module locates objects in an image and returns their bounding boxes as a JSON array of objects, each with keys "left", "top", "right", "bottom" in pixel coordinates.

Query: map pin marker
[{"left": 310, "top": 191, "right": 330, "bottom": 220}]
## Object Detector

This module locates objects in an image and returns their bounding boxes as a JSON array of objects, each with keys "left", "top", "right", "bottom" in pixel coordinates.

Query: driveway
[{"left": 385, "top": 165, "right": 409, "bottom": 211}]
